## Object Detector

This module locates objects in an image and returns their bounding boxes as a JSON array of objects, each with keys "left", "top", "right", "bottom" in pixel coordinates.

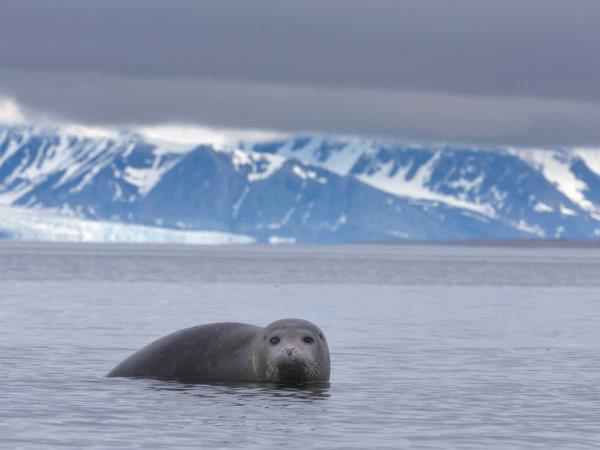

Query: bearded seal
[{"left": 107, "top": 319, "right": 330, "bottom": 384}]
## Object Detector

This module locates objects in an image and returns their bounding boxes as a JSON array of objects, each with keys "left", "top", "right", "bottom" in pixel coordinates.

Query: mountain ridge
[{"left": 0, "top": 124, "right": 599, "bottom": 243}]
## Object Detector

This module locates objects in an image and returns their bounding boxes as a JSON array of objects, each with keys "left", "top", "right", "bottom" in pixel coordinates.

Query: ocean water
[{"left": 1, "top": 242, "right": 599, "bottom": 449}]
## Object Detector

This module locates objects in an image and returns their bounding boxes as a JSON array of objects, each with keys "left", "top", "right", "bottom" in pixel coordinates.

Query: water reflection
[{"left": 144, "top": 379, "right": 331, "bottom": 402}]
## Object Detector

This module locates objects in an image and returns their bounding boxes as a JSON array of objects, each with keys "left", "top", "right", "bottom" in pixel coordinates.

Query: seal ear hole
[
  {"left": 303, "top": 336, "right": 314, "bottom": 344},
  {"left": 269, "top": 336, "right": 280, "bottom": 345},
  {"left": 319, "top": 333, "right": 324, "bottom": 340}
]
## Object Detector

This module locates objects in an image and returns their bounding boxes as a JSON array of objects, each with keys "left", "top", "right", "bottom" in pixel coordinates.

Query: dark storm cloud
[{"left": 1, "top": 0, "right": 600, "bottom": 146}]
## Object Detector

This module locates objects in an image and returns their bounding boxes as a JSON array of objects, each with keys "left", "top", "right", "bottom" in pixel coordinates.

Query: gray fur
[{"left": 108, "top": 319, "right": 330, "bottom": 384}]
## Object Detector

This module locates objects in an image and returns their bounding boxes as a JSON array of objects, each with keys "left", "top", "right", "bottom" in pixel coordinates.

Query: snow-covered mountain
[
  {"left": 0, "top": 124, "right": 599, "bottom": 243},
  {"left": 248, "top": 137, "right": 600, "bottom": 239}
]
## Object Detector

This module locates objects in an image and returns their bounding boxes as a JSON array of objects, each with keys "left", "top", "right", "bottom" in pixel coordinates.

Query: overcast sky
[{"left": 1, "top": 0, "right": 599, "bottom": 146}]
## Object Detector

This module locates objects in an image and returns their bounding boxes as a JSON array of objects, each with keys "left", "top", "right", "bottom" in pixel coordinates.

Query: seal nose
[{"left": 284, "top": 347, "right": 295, "bottom": 358}]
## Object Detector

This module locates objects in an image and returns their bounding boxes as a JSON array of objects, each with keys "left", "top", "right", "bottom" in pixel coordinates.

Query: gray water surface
[{"left": 1, "top": 243, "right": 599, "bottom": 449}]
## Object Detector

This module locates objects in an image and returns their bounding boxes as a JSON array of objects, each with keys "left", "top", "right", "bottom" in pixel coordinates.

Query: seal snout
[
  {"left": 284, "top": 347, "right": 296, "bottom": 358},
  {"left": 273, "top": 359, "right": 306, "bottom": 384}
]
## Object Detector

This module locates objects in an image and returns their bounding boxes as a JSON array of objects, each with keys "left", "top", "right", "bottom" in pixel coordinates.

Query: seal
[{"left": 107, "top": 319, "right": 330, "bottom": 384}]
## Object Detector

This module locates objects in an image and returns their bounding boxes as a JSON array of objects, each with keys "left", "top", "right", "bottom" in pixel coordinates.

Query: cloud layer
[{"left": 2, "top": 0, "right": 600, "bottom": 146}]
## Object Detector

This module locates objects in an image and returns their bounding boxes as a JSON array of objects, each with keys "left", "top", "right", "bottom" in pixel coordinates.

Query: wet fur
[{"left": 108, "top": 319, "right": 330, "bottom": 384}]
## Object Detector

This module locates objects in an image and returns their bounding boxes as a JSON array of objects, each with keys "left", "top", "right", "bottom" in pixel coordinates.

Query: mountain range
[{"left": 0, "top": 124, "right": 599, "bottom": 243}]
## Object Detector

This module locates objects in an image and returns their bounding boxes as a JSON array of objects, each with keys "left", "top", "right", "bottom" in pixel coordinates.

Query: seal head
[{"left": 254, "top": 319, "right": 330, "bottom": 384}]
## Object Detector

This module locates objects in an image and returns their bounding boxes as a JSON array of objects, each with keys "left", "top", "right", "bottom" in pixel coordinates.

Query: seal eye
[
  {"left": 269, "top": 336, "right": 280, "bottom": 345},
  {"left": 303, "top": 336, "right": 314, "bottom": 344}
]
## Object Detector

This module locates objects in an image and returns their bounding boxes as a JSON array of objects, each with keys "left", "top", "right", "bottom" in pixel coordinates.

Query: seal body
[{"left": 108, "top": 319, "right": 330, "bottom": 384}]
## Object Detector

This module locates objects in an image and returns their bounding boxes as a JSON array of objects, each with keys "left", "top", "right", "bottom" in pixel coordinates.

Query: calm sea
[{"left": 1, "top": 243, "right": 599, "bottom": 449}]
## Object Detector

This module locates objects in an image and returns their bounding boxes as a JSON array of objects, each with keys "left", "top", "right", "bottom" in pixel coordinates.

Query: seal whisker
[{"left": 294, "top": 355, "right": 322, "bottom": 379}]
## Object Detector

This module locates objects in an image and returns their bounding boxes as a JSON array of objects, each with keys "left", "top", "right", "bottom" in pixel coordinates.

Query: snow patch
[
  {"left": 330, "top": 214, "right": 348, "bottom": 231},
  {"left": 533, "top": 202, "right": 554, "bottom": 213},
  {"left": 292, "top": 165, "right": 318, "bottom": 180},
  {"left": 228, "top": 149, "right": 285, "bottom": 182},
  {"left": 512, "top": 219, "right": 545, "bottom": 237},
  {"left": 519, "top": 149, "right": 594, "bottom": 212},
  {"left": 232, "top": 186, "right": 250, "bottom": 219},
  {"left": 356, "top": 152, "right": 495, "bottom": 217},
  {"left": 123, "top": 157, "right": 179, "bottom": 196},
  {"left": 559, "top": 204, "right": 577, "bottom": 216},
  {"left": 257, "top": 136, "right": 364, "bottom": 176},
  {"left": 268, "top": 236, "right": 296, "bottom": 244},
  {"left": 572, "top": 148, "right": 600, "bottom": 177}
]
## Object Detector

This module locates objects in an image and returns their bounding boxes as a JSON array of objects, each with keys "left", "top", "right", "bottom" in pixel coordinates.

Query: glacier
[
  {"left": 0, "top": 206, "right": 253, "bottom": 244},
  {"left": 0, "top": 124, "right": 599, "bottom": 243}
]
